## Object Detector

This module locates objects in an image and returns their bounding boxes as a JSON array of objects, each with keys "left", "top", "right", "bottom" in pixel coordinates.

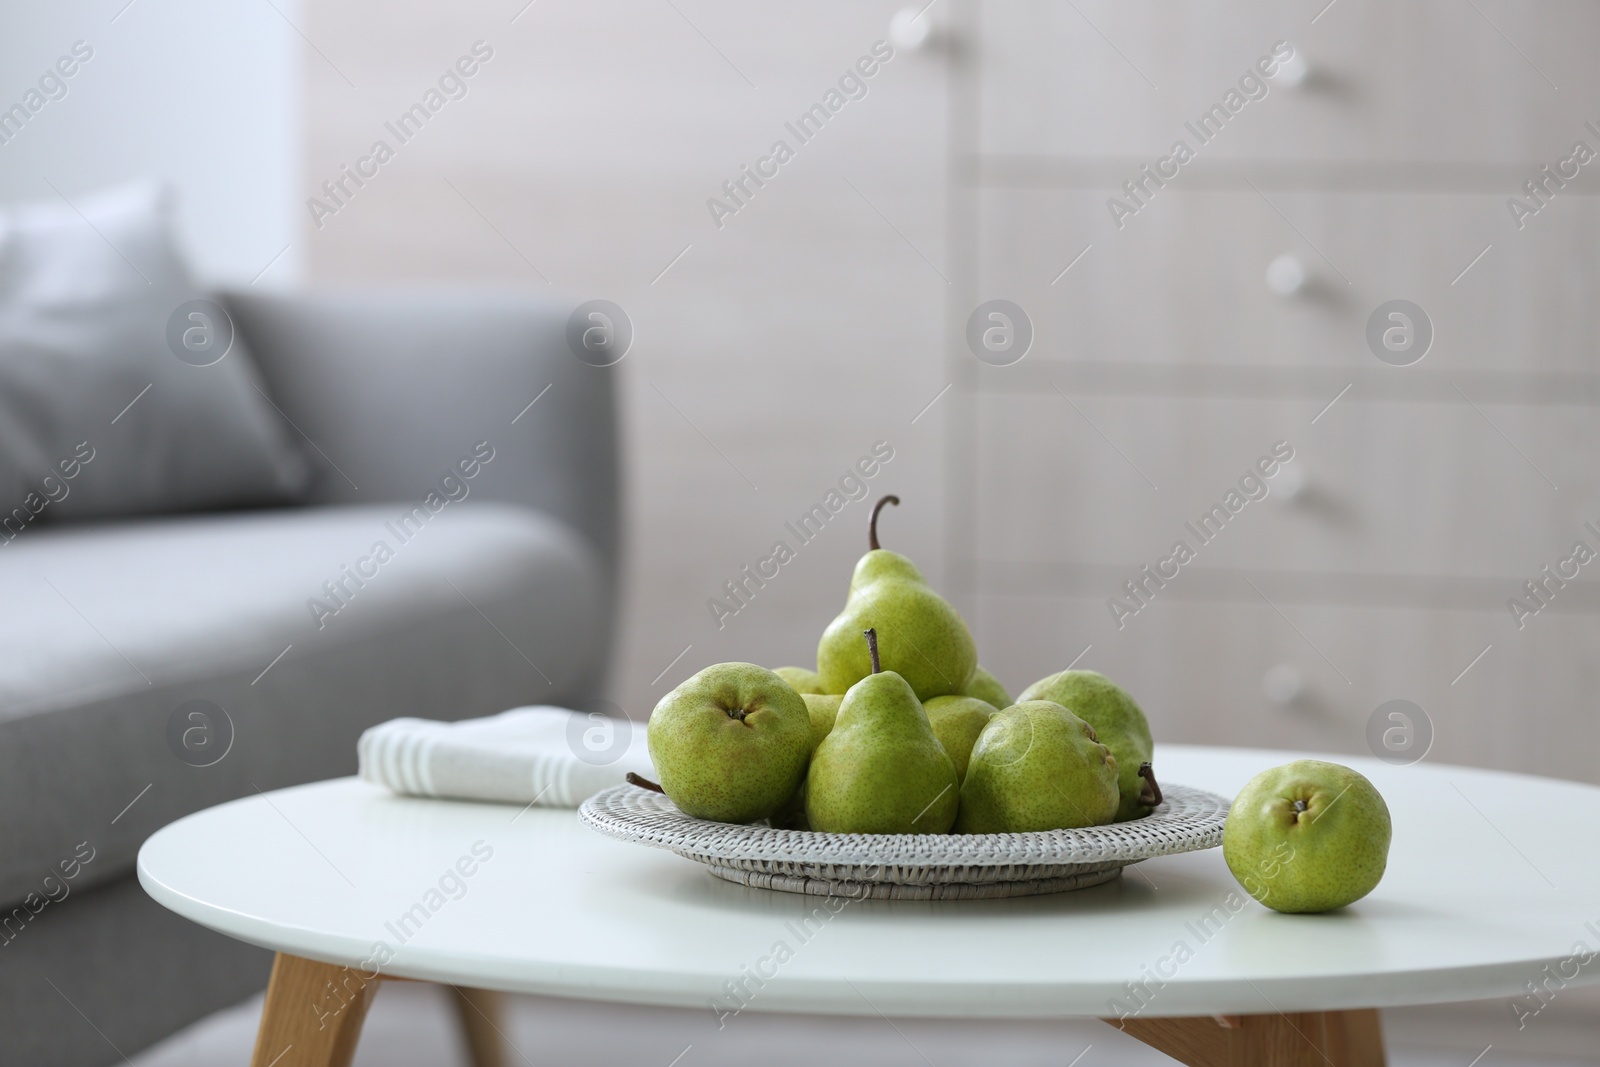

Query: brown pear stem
[
  {"left": 1137, "top": 762, "right": 1163, "bottom": 808},
  {"left": 626, "top": 772, "right": 665, "bottom": 794},
  {"left": 863, "top": 628, "right": 881, "bottom": 674},
  {"left": 868, "top": 494, "right": 900, "bottom": 550}
]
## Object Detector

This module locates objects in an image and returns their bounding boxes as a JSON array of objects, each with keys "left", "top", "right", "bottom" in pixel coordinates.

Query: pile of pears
[{"left": 647, "top": 496, "right": 1159, "bottom": 835}]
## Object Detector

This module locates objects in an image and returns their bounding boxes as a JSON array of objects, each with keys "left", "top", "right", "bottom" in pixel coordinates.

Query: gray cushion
[
  {"left": 0, "top": 183, "right": 309, "bottom": 523},
  {"left": 0, "top": 874, "right": 271, "bottom": 1067},
  {"left": 0, "top": 501, "right": 604, "bottom": 908},
  {"left": 222, "top": 289, "right": 621, "bottom": 650}
]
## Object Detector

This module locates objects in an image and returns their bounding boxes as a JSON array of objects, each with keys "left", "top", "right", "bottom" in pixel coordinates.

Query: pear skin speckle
[
  {"left": 806, "top": 670, "right": 959, "bottom": 834},
  {"left": 924, "top": 695, "right": 998, "bottom": 782},
  {"left": 774, "top": 666, "right": 826, "bottom": 696},
  {"left": 1018, "top": 669, "right": 1154, "bottom": 821},
  {"left": 648, "top": 662, "right": 813, "bottom": 823},
  {"left": 963, "top": 666, "right": 1012, "bottom": 710},
  {"left": 1222, "top": 760, "right": 1392, "bottom": 913},
  {"left": 801, "top": 693, "right": 844, "bottom": 750},
  {"left": 955, "top": 701, "right": 1119, "bottom": 833},
  {"left": 817, "top": 550, "right": 977, "bottom": 702}
]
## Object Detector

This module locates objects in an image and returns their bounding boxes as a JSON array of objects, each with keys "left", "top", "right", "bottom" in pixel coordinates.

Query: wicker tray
[{"left": 579, "top": 781, "right": 1229, "bottom": 900}]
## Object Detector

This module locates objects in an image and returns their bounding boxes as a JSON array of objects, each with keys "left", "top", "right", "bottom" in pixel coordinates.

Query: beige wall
[
  {"left": 301, "top": 0, "right": 953, "bottom": 721},
  {"left": 964, "top": 0, "right": 1600, "bottom": 781},
  {"left": 304, "top": 0, "right": 1600, "bottom": 786}
]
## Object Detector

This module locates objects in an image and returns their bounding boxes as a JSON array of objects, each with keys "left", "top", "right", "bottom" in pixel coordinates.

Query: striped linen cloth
[{"left": 358, "top": 706, "right": 652, "bottom": 808}]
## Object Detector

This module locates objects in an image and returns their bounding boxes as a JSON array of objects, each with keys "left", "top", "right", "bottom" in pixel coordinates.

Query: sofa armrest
[{"left": 222, "top": 287, "right": 621, "bottom": 642}]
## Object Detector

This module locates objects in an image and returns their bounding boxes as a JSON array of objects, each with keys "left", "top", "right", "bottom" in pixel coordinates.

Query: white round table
[{"left": 138, "top": 745, "right": 1600, "bottom": 1067}]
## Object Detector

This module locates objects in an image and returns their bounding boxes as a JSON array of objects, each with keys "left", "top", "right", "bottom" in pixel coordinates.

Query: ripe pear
[
  {"left": 955, "top": 701, "right": 1119, "bottom": 833},
  {"left": 923, "top": 695, "right": 998, "bottom": 782},
  {"left": 775, "top": 666, "right": 826, "bottom": 695},
  {"left": 806, "top": 629, "right": 960, "bottom": 834},
  {"left": 647, "top": 662, "right": 812, "bottom": 824},
  {"left": 802, "top": 693, "right": 844, "bottom": 749},
  {"left": 816, "top": 496, "right": 977, "bottom": 702},
  {"left": 1018, "top": 669, "right": 1156, "bottom": 821},
  {"left": 964, "top": 666, "right": 1011, "bottom": 710},
  {"left": 1223, "top": 760, "right": 1391, "bottom": 913}
]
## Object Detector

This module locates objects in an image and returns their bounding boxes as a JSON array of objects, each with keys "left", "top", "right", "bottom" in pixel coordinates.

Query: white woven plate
[{"left": 579, "top": 782, "right": 1229, "bottom": 900}]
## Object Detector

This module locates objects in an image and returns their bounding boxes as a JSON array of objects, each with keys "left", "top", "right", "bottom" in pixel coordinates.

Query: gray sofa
[{"left": 0, "top": 289, "right": 619, "bottom": 1066}]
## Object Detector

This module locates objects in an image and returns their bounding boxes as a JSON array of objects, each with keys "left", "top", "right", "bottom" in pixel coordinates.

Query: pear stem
[
  {"left": 868, "top": 495, "right": 900, "bottom": 550},
  {"left": 863, "top": 628, "right": 881, "bottom": 674},
  {"left": 1137, "top": 762, "right": 1163, "bottom": 808},
  {"left": 626, "top": 772, "right": 665, "bottom": 794}
]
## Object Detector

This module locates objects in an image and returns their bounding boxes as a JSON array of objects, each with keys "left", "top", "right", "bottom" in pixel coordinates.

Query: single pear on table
[
  {"left": 806, "top": 628, "right": 960, "bottom": 835},
  {"left": 963, "top": 666, "right": 1011, "bottom": 710},
  {"left": 955, "top": 700, "right": 1119, "bottom": 834},
  {"left": 923, "top": 695, "right": 998, "bottom": 782},
  {"left": 646, "top": 662, "right": 812, "bottom": 824},
  {"left": 816, "top": 496, "right": 977, "bottom": 702},
  {"left": 1223, "top": 760, "right": 1391, "bottom": 913},
  {"left": 1018, "top": 669, "right": 1157, "bottom": 822},
  {"left": 774, "top": 666, "right": 826, "bottom": 695}
]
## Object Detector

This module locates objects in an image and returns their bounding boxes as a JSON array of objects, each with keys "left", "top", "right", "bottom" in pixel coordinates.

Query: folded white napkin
[{"left": 357, "top": 706, "right": 654, "bottom": 808}]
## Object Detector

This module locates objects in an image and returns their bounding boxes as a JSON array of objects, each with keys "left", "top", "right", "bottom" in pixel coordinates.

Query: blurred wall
[
  {"left": 960, "top": 1, "right": 1600, "bottom": 782},
  {"left": 299, "top": 0, "right": 951, "bottom": 721},
  {"left": 0, "top": 0, "right": 301, "bottom": 285},
  {"left": 300, "top": 0, "right": 1600, "bottom": 792}
]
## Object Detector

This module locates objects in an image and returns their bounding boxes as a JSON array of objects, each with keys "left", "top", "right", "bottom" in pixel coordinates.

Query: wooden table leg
[
  {"left": 1106, "top": 1008, "right": 1385, "bottom": 1067},
  {"left": 449, "top": 986, "right": 511, "bottom": 1067},
  {"left": 250, "top": 952, "right": 379, "bottom": 1067}
]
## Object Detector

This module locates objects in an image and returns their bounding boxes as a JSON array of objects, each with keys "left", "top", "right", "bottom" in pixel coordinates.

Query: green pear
[
  {"left": 647, "top": 662, "right": 812, "bottom": 824},
  {"left": 806, "top": 629, "right": 960, "bottom": 834},
  {"left": 1223, "top": 760, "right": 1391, "bottom": 913},
  {"left": 1018, "top": 669, "right": 1156, "bottom": 821},
  {"left": 802, "top": 693, "right": 843, "bottom": 749},
  {"left": 955, "top": 701, "right": 1119, "bottom": 833},
  {"left": 774, "top": 666, "right": 826, "bottom": 695},
  {"left": 923, "top": 695, "right": 998, "bottom": 782},
  {"left": 816, "top": 496, "right": 977, "bottom": 702},
  {"left": 964, "top": 666, "right": 1011, "bottom": 710}
]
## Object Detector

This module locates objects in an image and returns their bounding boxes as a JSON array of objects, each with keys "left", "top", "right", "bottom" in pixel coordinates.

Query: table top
[{"left": 137, "top": 745, "right": 1600, "bottom": 1019}]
